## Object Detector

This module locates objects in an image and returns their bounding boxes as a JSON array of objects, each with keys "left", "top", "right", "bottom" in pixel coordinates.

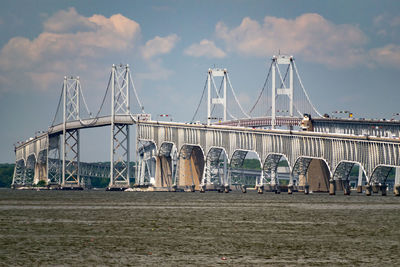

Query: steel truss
[
  {"left": 62, "top": 77, "right": 81, "bottom": 187},
  {"left": 109, "top": 64, "right": 131, "bottom": 188}
]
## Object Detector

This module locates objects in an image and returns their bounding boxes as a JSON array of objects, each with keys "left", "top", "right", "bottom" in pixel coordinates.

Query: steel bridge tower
[
  {"left": 207, "top": 68, "right": 227, "bottom": 125},
  {"left": 109, "top": 64, "right": 131, "bottom": 189},
  {"left": 271, "top": 55, "right": 294, "bottom": 129},
  {"left": 62, "top": 76, "right": 81, "bottom": 188}
]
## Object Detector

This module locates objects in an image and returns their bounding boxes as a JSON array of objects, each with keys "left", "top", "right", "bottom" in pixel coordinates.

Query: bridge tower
[
  {"left": 271, "top": 55, "right": 294, "bottom": 129},
  {"left": 207, "top": 68, "right": 227, "bottom": 125},
  {"left": 61, "top": 76, "right": 81, "bottom": 188},
  {"left": 109, "top": 64, "right": 131, "bottom": 189}
]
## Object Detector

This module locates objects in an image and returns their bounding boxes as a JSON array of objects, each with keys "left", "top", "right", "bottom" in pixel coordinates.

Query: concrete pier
[
  {"left": 329, "top": 180, "right": 335, "bottom": 195},
  {"left": 257, "top": 185, "right": 264, "bottom": 194},
  {"left": 241, "top": 185, "right": 247, "bottom": 193},
  {"left": 380, "top": 184, "right": 387, "bottom": 196},
  {"left": 356, "top": 185, "right": 363, "bottom": 193},
  {"left": 343, "top": 180, "right": 351, "bottom": 195},
  {"left": 394, "top": 184, "right": 400, "bottom": 196},
  {"left": 372, "top": 183, "right": 380, "bottom": 194},
  {"left": 304, "top": 184, "right": 310, "bottom": 195},
  {"left": 365, "top": 184, "right": 372, "bottom": 196}
]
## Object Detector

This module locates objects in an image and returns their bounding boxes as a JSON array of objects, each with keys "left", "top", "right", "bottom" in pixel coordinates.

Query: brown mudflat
[{"left": 0, "top": 189, "right": 399, "bottom": 266}]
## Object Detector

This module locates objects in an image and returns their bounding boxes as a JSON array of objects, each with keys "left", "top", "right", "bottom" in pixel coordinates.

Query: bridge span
[
  {"left": 137, "top": 121, "right": 400, "bottom": 195},
  {"left": 11, "top": 60, "right": 400, "bottom": 195}
]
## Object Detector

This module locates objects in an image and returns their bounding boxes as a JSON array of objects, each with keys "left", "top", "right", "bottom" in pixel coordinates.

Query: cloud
[
  {"left": 215, "top": 14, "right": 367, "bottom": 67},
  {"left": 370, "top": 44, "right": 400, "bottom": 67},
  {"left": 184, "top": 39, "right": 226, "bottom": 58},
  {"left": 141, "top": 34, "right": 179, "bottom": 59},
  {"left": 0, "top": 8, "right": 141, "bottom": 92}
]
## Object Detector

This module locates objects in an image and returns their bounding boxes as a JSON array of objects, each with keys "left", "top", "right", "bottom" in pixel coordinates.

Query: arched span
[
  {"left": 292, "top": 156, "right": 331, "bottom": 192},
  {"left": 370, "top": 165, "right": 397, "bottom": 185},
  {"left": 204, "top": 146, "right": 229, "bottom": 188},
  {"left": 263, "top": 153, "right": 291, "bottom": 186},
  {"left": 332, "top": 161, "right": 368, "bottom": 190},
  {"left": 12, "top": 159, "right": 26, "bottom": 186},
  {"left": 177, "top": 144, "right": 205, "bottom": 191},
  {"left": 24, "top": 154, "right": 37, "bottom": 185},
  {"left": 155, "top": 142, "right": 177, "bottom": 189},
  {"left": 137, "top": 140, "right": 157, "bottom": 186},
  {"left": 230, "top": 149, "right": 262, "bottom": 187}
]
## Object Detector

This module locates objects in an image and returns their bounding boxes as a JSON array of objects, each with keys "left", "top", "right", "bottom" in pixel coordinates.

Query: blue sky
[{"left": 1, "top": 0, "right": 400, "bottom": 162}]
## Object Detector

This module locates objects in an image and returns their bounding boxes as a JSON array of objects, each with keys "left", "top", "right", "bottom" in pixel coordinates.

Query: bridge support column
[
  {"left": 394, "top": 184, "right": 400, "bottom": 196},
  {"left": 288, "top": 184, "right": 293, "bottom": 194},
  {"left": 357, "top": 186, "right": 363, "bottom": 193},
  {"left": 304, "top": 184, "right": 309, "bottom": 195},
  {"left": 380, "top": 184, "right": 387, "bottom": 196},
  {"left": 224, "top": 185, "right": 230, "bottom": 193},
  {"left": 343, "top": 180, "right": 351, "bottom": 195},
  {"left": 372, "top": 182, "right": 380, "bottom": 194},
  {"left": 329, "top": 179, "right": 336, "bottom": 195},
  {"left": 241, "top": 184, "right": 247, "bottom": 193},
  {"left": 365, "top": 184, "right": 372, "bottom": 196},
  {"left": 200, "top": 184, "right": 206, "bottom": 193},
  {"left": 257, "top": 185, "right": 264, "bottom": 194}
]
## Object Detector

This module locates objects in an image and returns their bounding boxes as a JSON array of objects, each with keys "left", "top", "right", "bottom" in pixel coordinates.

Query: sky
[{"left": 0, "top": 0, "right": 400, "bottom": 163}]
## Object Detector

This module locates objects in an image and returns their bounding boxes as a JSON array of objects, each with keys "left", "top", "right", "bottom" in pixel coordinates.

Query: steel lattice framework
[{"left": 109, "top": 64, "right": 131, "bottom": 188}]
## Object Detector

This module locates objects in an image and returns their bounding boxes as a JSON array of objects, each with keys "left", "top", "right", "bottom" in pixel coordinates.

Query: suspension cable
[
  {"left": 211, "top": 76, "right": 237, "bottom": 120},
  {"left": 249, "top": 62, "right": 272, "bottom": 114},
  {"left": 293, "top": 61, "right": 322, "bottom": 117},
  {"left": 50, "top": 83, "right": 64, "bottom": 126},
  {"left": 226, "top": 74, "right": 251, "bottom": 118},
  {"left": 129, "top": 71, "right": 144, "bottom": 113},
  {"left": 210, "top": 76, "right": 224, "bottom": 116},
  {"left": 79, "top": 81, "right": 93, "bottom": 118},
  {"left": 191, "top": 77, "right": 208, "bottom": 122},
  {"left": 79, "top": 71, "right": 112, "bottom": 126}
]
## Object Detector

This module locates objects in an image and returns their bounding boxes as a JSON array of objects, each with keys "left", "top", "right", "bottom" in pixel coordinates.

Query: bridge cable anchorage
[
  {"left": 191, "top": 77, "right": 208, "bottom": 122},
  {"left": 293, "top": 60, "right": 322, "bottom": 117},
  {"left": 211, "top": 75, "right": 237, "bottom": 120},
  {"left": 249, "top": 62, "right": 272, "bottom": 114},
  {"left": 226, "top": 74, "right": 251, "bottom": 119}
]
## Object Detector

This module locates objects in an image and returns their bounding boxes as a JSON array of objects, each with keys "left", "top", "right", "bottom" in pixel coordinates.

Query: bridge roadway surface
[{"left": 17, "top": 115, "right": 400, "bottom": 150}]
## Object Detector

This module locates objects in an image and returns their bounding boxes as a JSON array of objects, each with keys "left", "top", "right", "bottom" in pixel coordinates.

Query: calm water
[{"left": 0, "top": 188, "right": 399, "bottom": 266}]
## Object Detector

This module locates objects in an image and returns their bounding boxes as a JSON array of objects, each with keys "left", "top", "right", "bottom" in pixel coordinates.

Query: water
[{"left": 0, "top": 189, "right": 399, "bottom": 266}]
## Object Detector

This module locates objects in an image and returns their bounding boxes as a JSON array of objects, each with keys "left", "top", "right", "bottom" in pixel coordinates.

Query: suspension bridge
[{"left": 12, "top": 55, "right": 400, "bottom": 195}]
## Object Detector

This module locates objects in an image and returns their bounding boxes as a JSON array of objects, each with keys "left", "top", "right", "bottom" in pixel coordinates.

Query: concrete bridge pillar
[
  {"left": 372, "top": 182, "right": 380, "bottom": 194},
  {"left": 257, "top": 185, "right": 264, "bottom": 194},
  {"left": 380, "top": 184, "right": 387, "bottom": 196},
  {"left": 365, "top": 184, "right": 372, "bottom": 196},
  {"left": 241, "top": 184, "right": 247, "bottom": 193},
  {"left": 304, "top": 184, "right": 310, "bottom": 195},
  {"left": 343, "top": 180, "right": 351, "bottom": 195},
  {"left": 356, "top": 185, "right": 363, "bottom": 193},
  {"left": 394, "top": 184, "right": 400, "bottom": 196},
  {"left": 287, "top": 184, "right": 293, "bottom": 194},
  {"left": 329, "top": 179, "right": 336, "bottom": 195}
]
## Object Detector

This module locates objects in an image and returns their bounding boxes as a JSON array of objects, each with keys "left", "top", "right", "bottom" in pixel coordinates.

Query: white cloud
[
  {"left": 141, "top": 34, "right": 179, "bottom": 59},
  {"left": 215, "top": 14, "right": 367, "bottom": 67},
  {"left": 184, "top": 39, "right": 226, "bottom": 58},
  {"left": 370, "top": 44, "right": 400, "bottom": 67},
  {"left": 0, "top": 8, "right": 141, "bottom": 92}
]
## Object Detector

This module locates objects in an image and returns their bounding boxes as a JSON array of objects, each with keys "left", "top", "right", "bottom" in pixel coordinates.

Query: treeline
[{"left": 0, "top": 164, "right": 14, "bottom": 187}]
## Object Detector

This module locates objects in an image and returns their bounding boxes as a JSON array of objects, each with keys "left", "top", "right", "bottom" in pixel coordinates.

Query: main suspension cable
[
  {"left": 191, "top": 77, "right": 208, "bottom": 122},
  {"left": 249, "top": 62, "right": 272, "bottom": 114}
]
